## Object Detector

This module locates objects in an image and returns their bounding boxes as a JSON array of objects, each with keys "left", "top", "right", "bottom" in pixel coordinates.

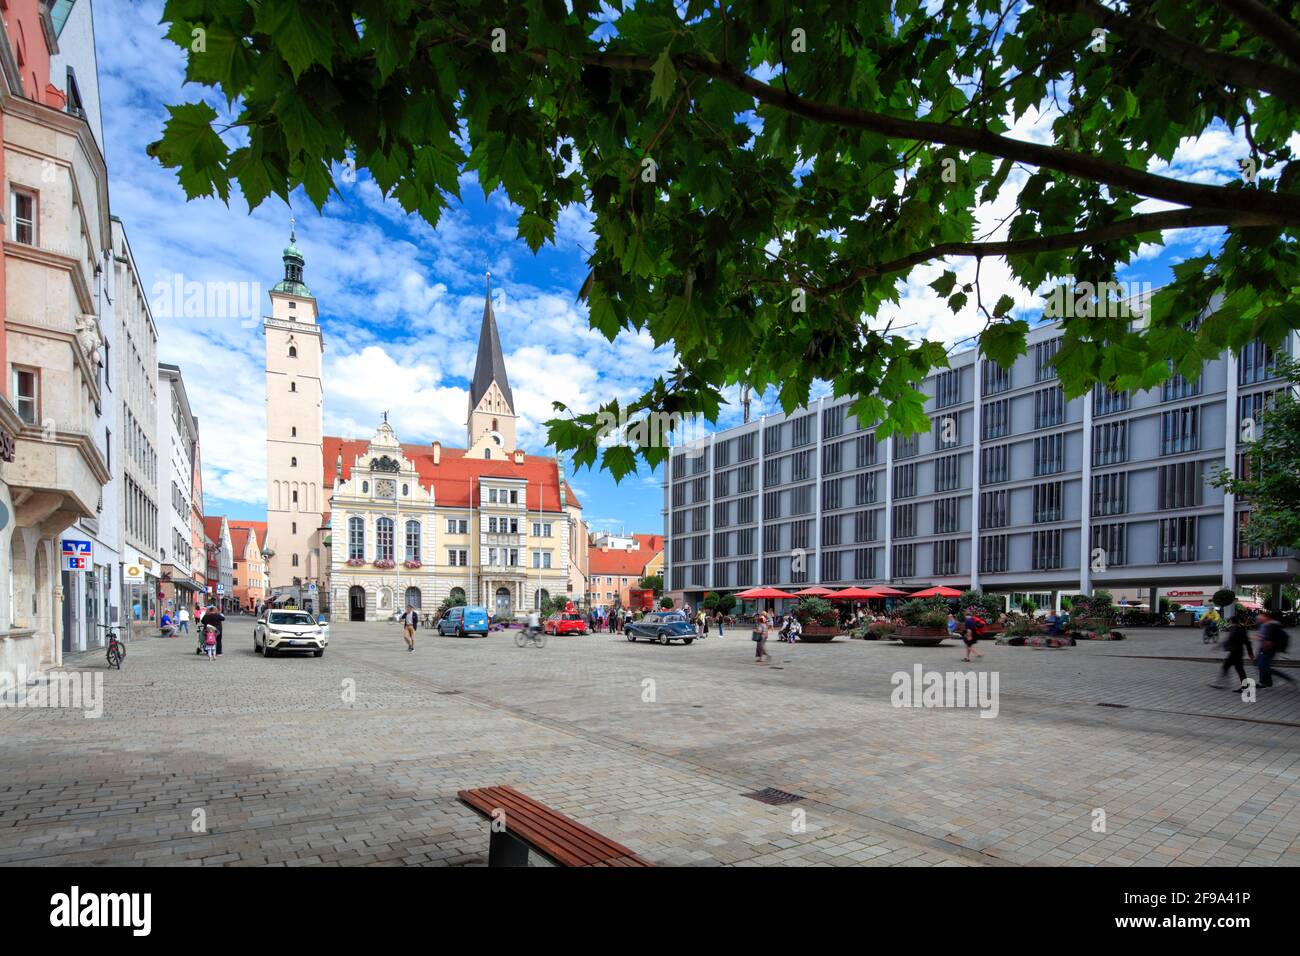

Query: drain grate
[
  {"left": 1097, "top": 702, "right": 1128, "bottom": 708},
  {"left": 743, "top": 787, "right": 805, "bottom": 806}
]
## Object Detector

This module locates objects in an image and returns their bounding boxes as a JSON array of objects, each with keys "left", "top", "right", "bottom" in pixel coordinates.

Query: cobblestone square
[{"left": 1, "top": 619, "right": 1297, "bottom": 866}]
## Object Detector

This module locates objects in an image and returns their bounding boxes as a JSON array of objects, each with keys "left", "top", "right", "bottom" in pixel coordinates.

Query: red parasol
[
  {"left": 736, "top": 587, "right": 797, "bottom": 600},
  {"left": 825, "top": 587, "right": 879, "bottom": 600},
  {"left": 791, "top": 586, "right": 835, "bottom": 597},
  {"left": 908, "top": 585, "right": 963, "bottom": 598}
]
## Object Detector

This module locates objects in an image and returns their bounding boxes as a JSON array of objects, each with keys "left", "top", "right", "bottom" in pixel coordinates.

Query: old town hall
[{"left": 262, "top": 231, "right": 587, "bottom": 620}]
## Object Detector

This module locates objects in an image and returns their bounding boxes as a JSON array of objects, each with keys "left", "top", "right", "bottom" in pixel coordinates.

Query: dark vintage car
[{"left": 625, "top": 611, "right": 696, "bottom": 645}]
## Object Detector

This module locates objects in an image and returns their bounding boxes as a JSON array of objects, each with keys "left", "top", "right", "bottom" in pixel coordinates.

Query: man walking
[
  {"left": 1210, "top": 613, "right": 1254, "bottom": 689},
  {"left": 177, "top": 605, "right": 189, "bottom": 637},
  {"left": 1255, "top": 611, "right": 1293, "bottom": 688},
  {"left": 401, "top": 604, "right": 419, "bottom": 653}
]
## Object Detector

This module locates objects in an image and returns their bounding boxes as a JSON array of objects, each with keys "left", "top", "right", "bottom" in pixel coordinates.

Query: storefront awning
[{"left": 168, "top": 578, "right": 204, "bottom": 592}]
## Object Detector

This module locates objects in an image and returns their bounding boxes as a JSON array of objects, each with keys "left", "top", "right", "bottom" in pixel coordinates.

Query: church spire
[
  {"left": 469, "top": 272, "right": 513, "bottom": 412},
  {"left": 272, "top": 216, "right": 312, "bottom": 297}
]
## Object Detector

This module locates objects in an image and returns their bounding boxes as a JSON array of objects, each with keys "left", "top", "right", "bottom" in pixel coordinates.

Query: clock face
[{"left": 375, "top": 479, "right": 397, "bottom": 499}]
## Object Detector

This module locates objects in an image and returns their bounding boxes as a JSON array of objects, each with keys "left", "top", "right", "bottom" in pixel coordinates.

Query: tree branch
[
  {"left": 818, "top": 207, "right": 1274, "bottom": 295},
  {"left": 1212, "top": 0, "right": 1300, "bottom": 67},
  {"left": 1037, "top": 0, "right": 1300, "bottom": 106}
]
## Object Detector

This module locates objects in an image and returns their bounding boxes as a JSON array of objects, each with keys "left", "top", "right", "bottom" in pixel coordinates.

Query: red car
[{"left": 544, "top": 612, "right": 589, "bottom": 635}]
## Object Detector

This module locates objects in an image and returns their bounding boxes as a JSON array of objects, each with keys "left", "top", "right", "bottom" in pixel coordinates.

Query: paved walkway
[{"left": 0, "top": 620, "right": 1297, "bottom": 866}]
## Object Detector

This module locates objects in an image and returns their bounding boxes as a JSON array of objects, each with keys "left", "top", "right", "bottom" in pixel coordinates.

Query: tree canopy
[{"left": 153, "top": 0, "right": 1300, "bottom": 479}]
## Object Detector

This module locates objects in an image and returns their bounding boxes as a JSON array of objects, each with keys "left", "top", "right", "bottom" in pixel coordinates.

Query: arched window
[
  {"left": 290, "top": 381, "right": 297, "bottom": 392},
  {"left": 291, "top": 553, "right": 299, "bottom": 567},
  {"left": 404, "top": 586, "right": 422, "bottom": 610},
  {"left": 405, "top": 520, "right": 421, "bottom": 562},
  {"left": 492, "top": 418, "right": 498, "bottom": 430},
  {"left": 450, "top": 587, "right": 466, "bottom": 604},
  {"left": 291, "top": 489, "right": 298, "bottom": 504},
  {"left": 376, "top": 517, "right": 394, "bottom": 562},
  {"left": 291, "top": 426, "right": 297, "bottom": 436},
  {"left": 288, "top": 346, "right": 297, "bottom": 358},
  {"left": 290, "top": 457, "right": 297, "bottom": 467},
  {"left": 402, "top": 484, "right": 409, "bottom": 496},
  {"left": 535, "top": 588, "right": 550, "bottom": 610},
  {"left": 361, "top": 481, "right": 368, "bottom": 493},
  {"left": 348, "top": 516, "right": 364, "bottom": 560},
  {"left": 484, "top": 449, "right": 490, "bottom": 459}
]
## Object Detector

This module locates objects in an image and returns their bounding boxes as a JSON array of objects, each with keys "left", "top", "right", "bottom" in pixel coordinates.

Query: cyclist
[
  {"left": 527, "top": 607, "right": 541, "bottom": 638},
  {"left": 1201, "top": 606, "right": 1221, "bottom": 644}
]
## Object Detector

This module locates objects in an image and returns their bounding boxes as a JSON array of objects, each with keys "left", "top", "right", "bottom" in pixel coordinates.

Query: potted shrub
[
  {"left": 795, "top": 597, "right": 840, "bottom": 641},
  {"left": 894, "top": 598, "right": 953, "bottom": 645}
]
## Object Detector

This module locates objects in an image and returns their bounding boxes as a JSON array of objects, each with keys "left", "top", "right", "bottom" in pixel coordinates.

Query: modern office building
[{"left": 664, "top": 320, "right": 1300, "bottom": 610}]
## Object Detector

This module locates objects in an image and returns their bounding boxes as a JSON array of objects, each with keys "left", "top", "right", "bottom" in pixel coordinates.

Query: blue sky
[{"left": 93, "top": 1, "right": 1257, "bottom": 532}]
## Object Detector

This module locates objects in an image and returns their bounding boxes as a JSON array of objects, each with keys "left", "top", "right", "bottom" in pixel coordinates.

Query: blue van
[{"left": 437, "top": 604, "right": 490, "bottom": 637}]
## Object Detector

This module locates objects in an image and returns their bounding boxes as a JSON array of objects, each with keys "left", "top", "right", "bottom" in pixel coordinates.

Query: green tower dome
[{"left": 272, "top": 221, "right": 312, "bottom": 297}]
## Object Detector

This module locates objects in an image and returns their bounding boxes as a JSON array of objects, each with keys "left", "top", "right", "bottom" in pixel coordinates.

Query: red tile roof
[
  {"left": 227, "top": 522, "right": 265, "bottom": 558},
  {"left": 322, "top": 436, "right": 581, "bottom": 512},
  {"left": 588, "top": 535, "right": 663, "bottom": 576},
  {"left": 202, "top": 516, "right": 225, "bottom": 543}
]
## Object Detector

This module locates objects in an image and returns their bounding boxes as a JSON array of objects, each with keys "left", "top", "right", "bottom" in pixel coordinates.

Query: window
[
  {"left": 854, "top": 510, "right": 878, "bottom": 543},
  {"left": 935, "top": 454, "right": 961, "bottom": 492},
  {"left": 376, "top": 517, "right": 394, "bottom": 561},
  {"left": 855, "top": 471, "right": 878, "bottom": 505},
  {"left": 1239, "top": 338, "right": 1287, "bottom": 385},
  {"left": 289, "top": 381, "right": 297, "bottom": 392},
  {"left": 447, "top": 548, "right": 468, "bottom": 566},
  {"left": 1032, "top": 529, "right": 1063, "bottom": 570},
  {"left": 933, "top": 539, "right": 960, "bottom": 576},
  {"left": 1160, "top": 406, "right": 1200, "bottom": 455},
  {"left": 1238, "top": 391, "right": 1276, "bottom": 439},
  {"left": 290, "top": 457, "right": 297, "bottom": 467},
  {"left": 934, "top": 496, "right": 960, "bottom": 534},
  {"left": 288, "top": 346, "right": 297, "bottom": 358},
  {"left": 1162, "top": 362, "right": 1201, "bottom": 401},
  {"left": 13, "top": 367, "right": 37, "bottom": 425},
  {"left": 446, "top": 518, "right": 468, "bottom": 534},
  {"left": 1033, "top": 481, "right": 1063, "bottom": 522},
  {"left": 1092, "top": 386, "right": 1129, "bottom": 416},
  {"left": 893, "top": 503, "right": 917, "bottom": 538},
  {"left": 933, "top": 369, "right": 960, "bottom": 409},
  {"left": 981, "top": 359, "right": 1011, "bottom": 395},
  {"left": 738, "top": 496, "right": 755, "bottom": 524},
  {"left": 531, "top": 551, "right": 553, "bottom": 569},
  {"left": 854, "top": 547, "right": 876, "bottom": 580},
  {"left": 763, "top": 424, "right": 783, "bottom": 455},
  {"left": 1091, "top": 472, "right": 1127, "bottom": 517},
  {"left": 893, "top": 463, "right": 917, "bottom": 499},
  {"left": 1157, "top": 461, "right": 1204, "bottom": 510},
  {"left": 822, "top": 440, "right": 843, "bottom": 474},
  {"left": 982, "top": 399, "right": 1010, "bottom": 440},
  {"left": 1035, "top": 338, "right": 1060, "bottom": 381},
  {"left": 715, "top": 438, "right": 732, "bottom": 467},
  {"left": 292, "top": 489, "right": 299, "bottom": 504},
  {"left": 1092, "top": 523, "right": 1127, "bottom": 567},
  {"left": 11, "top": 188, "right": 36, "bottom": 245},
  {"left": 892, "top": 543, "right": 916, "bottom": 577},
  {"left": 855, "top": 434, "right": 877, "bottom": 467},
  {"left": 1034, "top": 386, "right": 1065, "bottom": 428},
  {"left": 980, "top": 534, "right": 1008, "bottom": 573},
  {"left": 791, "top": 415, "right": 813, "bottom": 447},
  {"left": 405, "top": 520, "right": 421, "bottom": 561},
  {"left": 1093, "top": 421, "right": 1127, "bottom": 466},
  {"left": 981, "top": 444, "right": 1009, "bottom": 484},
  {"left": 489, "top": 488, "right": 498, "bottom": 503},
  {"left": 791, "top": 449, "right": 812, "bottom": 482},
  {"left": 934, "top": 414, "right": 959, "bottom": 449},
  {"left": 1158, "top": 516, "right": 1198, "bottom": 563},
  {"left": 980, "top": 490, "right": 1008, "bottom": 529},
  {"left": 1033, "top": 434, "right": 1064, "bottom": 476},
  {"left": 738, "top": 432, "right": 756, "bottom": 461},
  {"left": 348, "top": 517, "right": 364, "bottom": 560},
  {"left": 821, "top": 514, "right": 841, "bottom": 547},
  {"left": 821, "top": 477, "right": 842, "bottom": 511},
  {"left": 823, "top": 404, "right": 844, "bottom": 439},
  {"left": 894, "top": 433, "right": 919, "bottom": 460},
  {"left": 1236, "top": 511, "right": 1281, "bottom": 559}
]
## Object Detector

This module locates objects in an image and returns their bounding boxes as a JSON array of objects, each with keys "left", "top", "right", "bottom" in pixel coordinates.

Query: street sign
[
  {"left": 216, "top": 583, "right": 225, "bottom": 594},
  {"left": 61, "top": 539, "right": 92, "bottom": 571},
  {"left": 308, "top": 583, "right": 317, "bottom": 592}
]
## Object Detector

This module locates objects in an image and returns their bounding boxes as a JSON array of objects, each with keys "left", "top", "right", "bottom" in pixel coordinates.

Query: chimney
[
  {"left": 432, "top": 441, "right": 441, "bottom": 465},
  {"left": 513, "top": 450, "right": 524, "bottom": 464}
]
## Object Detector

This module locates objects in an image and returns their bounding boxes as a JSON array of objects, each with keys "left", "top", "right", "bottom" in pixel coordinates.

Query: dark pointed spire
[{"left": 469, "top": 272, "right": 513, "bottom": 411}]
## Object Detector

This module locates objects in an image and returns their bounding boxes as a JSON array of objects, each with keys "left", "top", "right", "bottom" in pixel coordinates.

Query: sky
[{"left": 90, "top": 1, "right": 1260, "bottom": 533}]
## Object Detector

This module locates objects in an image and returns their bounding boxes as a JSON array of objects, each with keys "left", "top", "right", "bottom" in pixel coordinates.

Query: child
[{"left": 203, "top": 624, "right": 218, "bottom": 661}]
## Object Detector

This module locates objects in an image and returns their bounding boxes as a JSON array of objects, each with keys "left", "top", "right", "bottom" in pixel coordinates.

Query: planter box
[
  {"left": 798, "top": 624, "right": 840, "bottom": 643},
  {"left": 894, "top": 626, "right": 950, "bottom": 646}
]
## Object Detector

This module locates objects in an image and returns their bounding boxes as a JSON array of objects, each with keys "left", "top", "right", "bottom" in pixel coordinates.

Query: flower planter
[
  {"left": 894, "top": 626, "right": 950, "bottom": 646},
  {"left": 798, "top": 624, "right": 840, "bottom": 643}
]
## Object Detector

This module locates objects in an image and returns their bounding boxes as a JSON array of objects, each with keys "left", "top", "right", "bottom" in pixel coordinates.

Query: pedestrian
[
  {"left": 202, "top": 624, "right": 218, "bottom": 661},
  {"left": 753, "top": 611, "right": 770, "bottom": 664},
  {"left": 961, "top": 611, "right": 985, "bottom": 662},
  {"left": 789, "top": 616, "right": 803, "bottom": 643},
  {"left": 697, "top": 608, "right": 707, "bottom": 639},
  {"left": 401, "top": 604, "right": 419, "bottom": 652},
  {"left": 946, "top": 612, "right": 959, "bottom": 639},
  {"left": 1209, "top": 613, "right": 1254, "bottom": 689},
  {"left": 200, "top": 604, "right": 225, "bottom": 656},
  {"left": 714, "top": 610, "right": 725, "bottom": 638},
  {"left": 1255, "top": 611, "right": 1294, "bottom": 689},
  {"left": 177, "top": 605, "right": 189, "bottom": 637},
  {"left": 1201, "top": 605, "right": 1221, "bottom": 643}
]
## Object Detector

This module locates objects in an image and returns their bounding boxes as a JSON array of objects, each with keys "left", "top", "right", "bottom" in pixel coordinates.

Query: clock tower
[
  {"left": 264, "top": 223, "right": 324, "bottom": 591},
  {"left": 466, "top": 275, "right": 517, "bottom": 459}
]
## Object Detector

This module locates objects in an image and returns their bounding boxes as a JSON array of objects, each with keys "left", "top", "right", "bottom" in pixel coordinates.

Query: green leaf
[{"left": 650, "top": 46, "right": 677, "bottom": 107}]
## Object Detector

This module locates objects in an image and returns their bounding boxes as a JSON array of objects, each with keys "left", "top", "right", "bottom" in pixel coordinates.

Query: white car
[{"left": 254, "top": 609, "right": 329, "bottom": 658}]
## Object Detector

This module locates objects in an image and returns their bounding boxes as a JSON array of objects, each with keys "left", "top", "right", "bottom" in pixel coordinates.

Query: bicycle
[
  {"left": 97, "top": 623, "right": 125, "bottom": 669},
  {"left": 515, "top": 625, "right": 547, "bottom": 648}
]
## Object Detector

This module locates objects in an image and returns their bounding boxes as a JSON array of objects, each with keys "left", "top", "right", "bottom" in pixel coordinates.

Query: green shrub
[
  {"left": 659, "top": 597, "right": 674, "bottom": 609},
  {"left": 1092, "top": 589, "right": 1113, "bottom": 606},
  {"left": 1213, "top": 588, "right": 1237, "bottom": 609},
  {"left": 795, "top": 596, "right": 837, "bottom": 626},
  {"left": 1020, "top": 598, "right": 1038, "bottom": 615}
]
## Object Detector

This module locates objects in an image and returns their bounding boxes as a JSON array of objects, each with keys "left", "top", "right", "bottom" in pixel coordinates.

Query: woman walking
[{"left": 753, "top": 611, "right": 770, "bottom": 664}]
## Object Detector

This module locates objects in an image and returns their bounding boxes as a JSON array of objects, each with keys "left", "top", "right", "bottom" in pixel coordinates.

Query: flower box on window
[
  {"left": 345, "top": 558, "right": 365, "bottom": 567},
  {"left": 403, "top": 560, "right": 422, "bottom": 569},
  {"left": 374, "top": 559, "right": 396, "bottom": 569}
]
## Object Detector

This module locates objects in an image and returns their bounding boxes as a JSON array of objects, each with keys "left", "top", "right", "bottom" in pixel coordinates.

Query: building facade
[
  {"left": 1, "top": 0, "right": 112, "bottom": 674},
  {"left": 228, "top": 522, "right": 267, "bottom": 612},
  {"left": 588, "top": 533, "right": 663, "bottom": 611},
  {"left": 665, "top": 320, "right": 1300, "bottom": 610},
  {"left": 202, "top": 515, "right": 233, "bottom": 611},
  {"left": 157, "top": 363, "right": 200, "bottom": 615}
]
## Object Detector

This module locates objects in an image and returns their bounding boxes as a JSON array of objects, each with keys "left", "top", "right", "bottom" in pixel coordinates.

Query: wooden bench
[{"left": 457, "top": 785, "right": 654, "bottom": 867}]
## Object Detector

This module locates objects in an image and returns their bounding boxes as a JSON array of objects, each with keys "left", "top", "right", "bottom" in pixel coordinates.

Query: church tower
[
  {"left": 264, "top": 223, "right": 324, "bottom": 590},
  {"left": 466, "top": 275, "right": 517, "bottom": 459}
]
